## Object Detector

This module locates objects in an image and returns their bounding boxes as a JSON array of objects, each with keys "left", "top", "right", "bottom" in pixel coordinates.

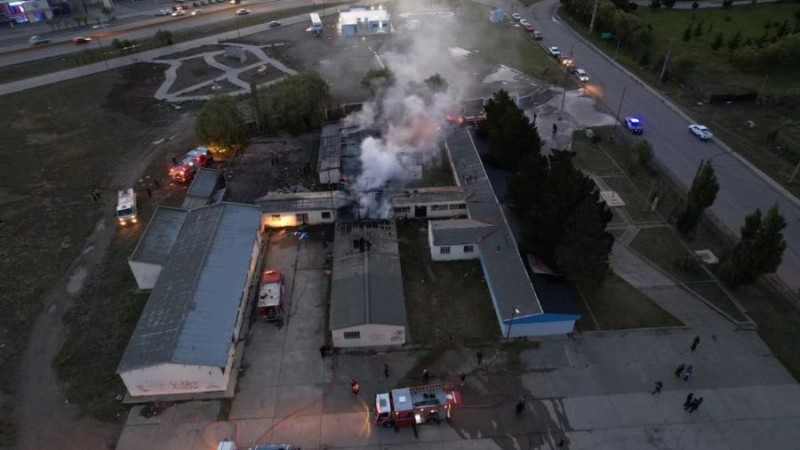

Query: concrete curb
[{"left": 551, "top": 10, "right": 800, "bottom": 210}]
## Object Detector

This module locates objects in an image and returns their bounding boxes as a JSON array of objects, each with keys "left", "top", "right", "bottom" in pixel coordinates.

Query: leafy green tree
[
  {"left": 683, "top": 25, "right": 692, "bottom": 42},
  {"left": 676, "top": 161, "right": 719, "bottom": 235},
  {"left": 423, "top": 73, "right": 448, "bottom": 93},
  {"left": 649, "top": 0, "right": 661, "bottom": 9},
  {"left": 691, "top": 1, "right": 699, "bottom": 9},
  {"left": 666, "top": 55, "right": 698, "bottom": 84},
  {"left": 481, "top": 89, "right": 542, "bottom": 169},
  {"left": 154, "top": 29, "right": 173, "bottom": 46},
  {"left": 629, "top": 139, "right": 653, "bottom": 171},
  {"left": 693, "top": 21, "right": 704, "bottom": 38},
  {"left": 361, "top": 68, "right": 395, "bottom": 95},
  {"left": 261, "top": 72, "right": 333, "bottom": 135},
  {"left": 194, "top": 94, "right": 247, "bottom": 159},
  {"left": 710, "top": 32, "right": 725, "bottom": 51},
  {"left": 719, "top": 204, "right": 787, "bottom": 286},
  {"left": 662, "top": 0, "right": 676, "bottom": 8}
]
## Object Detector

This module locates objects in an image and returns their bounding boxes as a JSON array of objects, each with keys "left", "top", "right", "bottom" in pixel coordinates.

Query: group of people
[{"left": 649, "top": 336, "right": 706, "bottom": 413}]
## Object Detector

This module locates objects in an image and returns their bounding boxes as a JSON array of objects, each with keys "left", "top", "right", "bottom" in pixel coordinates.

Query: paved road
[
  {"left": 0, "top": 0, "right": 314, "bottom": 67},
  {"left": 524, "top": 0, "right": 800, "bottom": 292}
]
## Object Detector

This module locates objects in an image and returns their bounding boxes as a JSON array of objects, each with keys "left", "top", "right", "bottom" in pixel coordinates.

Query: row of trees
[
  {"left": 195, "top": 72, "right": 334, "bottom": 158},
  {"left": 480, "top": 90, "right": 614, "bottom": 290}
]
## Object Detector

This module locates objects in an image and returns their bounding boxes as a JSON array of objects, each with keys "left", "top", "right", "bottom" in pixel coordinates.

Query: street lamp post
[
  {"left": 659, "top": 38, "right": 676, "bottom": 83},
  {"left": 614, "top": 82, "right": 637, "bottom": 131},
  {"left": 505, "top": 308, "right": 521, "bottom": 341}
]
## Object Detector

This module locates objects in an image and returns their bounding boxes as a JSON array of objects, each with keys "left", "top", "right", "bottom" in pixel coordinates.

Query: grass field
[
  {"left": 561, "top": 3, "right": 800, "bottom": 198},
  {"left": 685, "top": 280, "right": 748, "bottom": 322},
  {"left": 0, "top": 64, "right": 193, "bottom": 444},
  {"left": 582, "top": 273, "right": 683, "bottom": 330},
  {"left": 397, "top": 221, "right": 500, "bottom": 345},
  {"left": 630, "top": 227, "right": 712, "bottom": 283}
]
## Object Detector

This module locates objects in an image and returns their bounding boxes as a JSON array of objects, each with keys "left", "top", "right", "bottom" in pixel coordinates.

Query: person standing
[
  {"left": 689, "top": 397, "right": 703, "bottom": 413},
  {"left": 476, "top": 351, "right": 483, "bottom": 365},
  {"left": 515, "top": 399, "right": 525, "bottom": 415},
  {"left": 552, "top": 123, "right": 558, "bottom": 136},
  {"left": 460, "top": 373, "right": 467, "bottom": 386},
  {"left": 651, "top": 380, "right": 664, "bottom": 395},
  {"left": 683, "top": 393, "right": 694, "bottom": 410},
  {"left": 691, "top": 336, "right": 700, "bottom": 352},
  {"left": 351, "top": 378, "right": 359, "bottom": 396},
  {"left": 675, "top": 363, "right": 686, "bottom": 378},
  {"left": 683, "top": 365, "right": 694, "bottom": 382},
  {"left": 422, "top": 369, "right": 430, "bottom": 383},
  {"left": 319, "top": 345, "right": 327, "bottom": 358},
  {"left": 383, "top": 364, "right": 389, "bottom": 378}
]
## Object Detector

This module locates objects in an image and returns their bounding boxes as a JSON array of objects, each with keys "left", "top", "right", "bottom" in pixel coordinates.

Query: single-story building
[
  {"left": 330, "top": 220, "right": 408, "bottom": 348},
  {"left": 128, "top": 206, "right": 188, "bottom": 290},
  {"left": 443, "top": 128, "right": 580, "bottom": 337},
  {"left": 391, "top": 187, "right": 469, "bottom": 219},
  {"left": 339, "top": 6, "right": 392, "bottom": 36},
  {"left": 182, "top": 168, "right": 226, "bottom": 210},
  {"left": 255, "top": 191, "right": 350, "bottom": 229},
  {"left": 117, "top": 202, "right": 263, "bottom": 398},
  {"left": 428, "top": 218, "right": 493, "bottom": 261}
]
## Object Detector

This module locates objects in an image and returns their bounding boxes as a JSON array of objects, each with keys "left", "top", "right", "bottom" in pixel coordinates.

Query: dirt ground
[{"left": 0, "top": 64, "right": 197, "bottom": 449}]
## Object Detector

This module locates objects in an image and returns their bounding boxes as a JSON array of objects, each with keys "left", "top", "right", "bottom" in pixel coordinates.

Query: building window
[
  {"left": 464, "top": 245, "right": 474, "bottom": 253},
  {"left": 271, "top": 214, "right": 281, "bottom": 220},
  {"left": 394, "top": 206, "right": 410, "bottom": 213},
  {"left": 322, "top": 211, "right": 332, "bottom": 219},
  {"left": 440, "top": 246, "right": 451, "bottom": 255},
  {"left": 343, "top": 331, "right": 361, "bottom": 339},
  {"left": 431, "top": 204, "right": 449, "bottom": 211}
]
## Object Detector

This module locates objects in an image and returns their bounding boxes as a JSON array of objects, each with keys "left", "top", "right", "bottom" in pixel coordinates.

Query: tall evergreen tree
[
  {"left": 481, "top": 90, "right": 542, "bottom": 168},
  {"left": 677, "top": 161, "right": 719, "bottom": 235},
  {"left": 720, "top": 204, "right": 787, "bottom": 285},
  {"left": 555, "top": 193, "right": 614, "bottom": 290}
]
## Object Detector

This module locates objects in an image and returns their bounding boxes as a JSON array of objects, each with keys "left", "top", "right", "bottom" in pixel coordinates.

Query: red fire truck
[
  {"left": 373, "top": 383, "right": 461, "bottom": 428},
  {"left": 168, "top": 147, "right": 211, "bottom": 184},
  {"left": 257, "top": 270, "right": 285, "bottom": 322}
]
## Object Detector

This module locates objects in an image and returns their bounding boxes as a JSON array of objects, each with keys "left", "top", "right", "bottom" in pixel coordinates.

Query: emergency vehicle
[
  {"left": 168, "top": 147, "right": 211, "bottom": 184},
  {"left": 116, "top": 188, "right": 138, "bottom": 226},
  {"left": 257, "top": 270, "right": 285, "bottom": 322},
  {"left": 374, "top": 383, "right": 461, "bottom": 428}
]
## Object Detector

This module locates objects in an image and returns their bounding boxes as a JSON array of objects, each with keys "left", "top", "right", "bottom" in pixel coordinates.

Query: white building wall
[
  {"left": 332, "top": 323, "right": 406, "bottom": 348},
  {"left": 392, "top": 202, "right": 467, "bottom": 219},
  {"left": 261, "top": 210, "right": 336, "bottom": 228},
  {"left": 120, "top": 363, "right": 229, "bottom": 397},
  {"left": 128, "top": 260, "right": 163, "bottom": 290},
  {"left": 427, "top": 225, "right": 480, "bottom": 262}
]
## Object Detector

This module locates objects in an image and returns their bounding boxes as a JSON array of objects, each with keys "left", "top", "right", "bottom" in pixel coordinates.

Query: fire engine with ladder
[{"left": 374, "top": 383, "right": 461, "bottom": 428}]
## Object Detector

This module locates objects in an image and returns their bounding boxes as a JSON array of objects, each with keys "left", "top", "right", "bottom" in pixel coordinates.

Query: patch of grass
[
  {"left": 456, "top": 2, "right": 572, "bottom": 87},
  {"left": 582, "top": 273, "right": 683, "bottom": 330},
  {"left": 733, "top": 281, "right": 800, "bottom": 381},
  {"left": 170, "top": 57, "right": 225, "bottom": 93},
  {"left": 53, "top": 233, "right": 148, "bottom": 421},
  {"left": 560, "top": 5, "right": 800, "bottom": 198},
  {"left": 601, "top": 176, "right": 661, "bottom": 222},
  {"left": 397, "top": 221, "right": 500, "bottom": 346},
  {"left": 685, "top": 281, "right": 747, "bottom": 322},
  {"left": 630, "top": 227, "right": 713, "bottom": 283},
  {"left": 571, "top": 131, "right": 620, "bottom": 173}
]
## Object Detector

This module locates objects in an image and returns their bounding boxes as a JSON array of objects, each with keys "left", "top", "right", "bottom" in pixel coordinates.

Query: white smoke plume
[{"left": 344, "top": 1, "right": 474, "bottom": 218}]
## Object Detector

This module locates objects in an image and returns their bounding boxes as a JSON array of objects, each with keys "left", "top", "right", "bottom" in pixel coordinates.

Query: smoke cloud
[{"left": 344, "top": 1, "right": 474, "bottom": 218}]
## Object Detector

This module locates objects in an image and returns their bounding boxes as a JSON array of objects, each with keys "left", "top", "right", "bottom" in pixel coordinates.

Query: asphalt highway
[
  {"left": 527, "top": 0, "right": 800, "bottom": 291},
  {"left": 0, "top": 0, "right": 313, "bottom": 67}
]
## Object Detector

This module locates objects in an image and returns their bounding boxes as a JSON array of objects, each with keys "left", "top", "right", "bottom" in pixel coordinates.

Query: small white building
[
  {"left": 330, "top": 220, "right": 408, "bottom": 348},
  {"left": 118, "top": 203, "right": 263, "bottom": 398},
  {"left": 128, "top": 206, "right": 188, "bottom": 290},
  {"left": 391, "top": 187, "right": 468, "bottom": 220},
  {"left": 339, "top": 6, "right": 392, "bottom": 36},
  {"left": 428, "top": 219, "right": 493, "bottom": 261},
  {"left": 255, "top": 191, "right": 349, "bottom": 229}
]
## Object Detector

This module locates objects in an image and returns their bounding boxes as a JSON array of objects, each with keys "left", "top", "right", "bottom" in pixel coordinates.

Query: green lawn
[
  {"left": 685, "top": 280, "right": 748, "bottom": 323},
  {"left": 561, "top": 4, "right": 800, "bottom": 198},
  {"left": 582, "top": 273, "right": 683, "bottom": 330},
  {"left": 630, "top": 227, "right": 713, "bottom": 283},
  {"left": 601, "top": 175, "right": 661, "bottom": 222},
  {"left": 571, "top": 131, "right": 621, "bottom": 173}
]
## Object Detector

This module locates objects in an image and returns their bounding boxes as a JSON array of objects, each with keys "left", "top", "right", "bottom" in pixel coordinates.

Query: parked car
[
  {"left": 72, "top": 36, "right": 92, "bottom": 44},
  {"left": 511, "top": 13, "right": 521, "bottom": 21},
  {"left": 688, "top": 124, "right": 713, "bottom": 140},
  {"left": 155, "top": 9, "right": 169, "bottom": 16},
  {"left": 574, "top": 68, "right": 589, "bottom": 82},
  {"left": 268, "top": 20, "right": 281, "bottom": 28},
  {"left": 235, "top": 8, "right": 250, "bottom": 15},
  {"left": 625, "top": 117, "right": 644, "bottom": 135},
  {"left": 548, "top": 46, "right": 561, "bottom": 58},
  {"left": 29, "top": 35, "right": 50, "bottom": 45},
  {"left": 172, "top": 9, "right": 185, "bottom": 16},
  {"left": 566, "top": 64, "right": 578, "bottom": 74},
  {"left": 522, "top": 23, "right": 534, "bottom": 32},
  {"left": 174, "top": 0, "right": 186, "bottom": 3},
  {"left": 192, "top": 1, "right": 200, "bottom": 6},
  {"left": 178, "top": 4, "right": 189, "bottom": 9},
  {"left": 519, "top": 18, "right": 529, "bottom": 26},
  {"left": 191, "top": 9, "right": 203, "bottom": 15},
  {"left": 532, "top": 30, "right": 543, "bottom": 40}
]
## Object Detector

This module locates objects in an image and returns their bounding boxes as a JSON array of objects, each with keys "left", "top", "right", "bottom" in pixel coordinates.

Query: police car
[{"left": 624, "top": 116, "right": 644, "bottom": 135}]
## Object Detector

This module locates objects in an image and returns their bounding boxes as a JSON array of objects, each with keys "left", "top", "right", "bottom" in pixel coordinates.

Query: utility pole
[
  {"left": 588, "top": 0, "right": 600, "bottom": 33},
  {"left": 659, "top": 38, "right": 676, "bottom": 83}
]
